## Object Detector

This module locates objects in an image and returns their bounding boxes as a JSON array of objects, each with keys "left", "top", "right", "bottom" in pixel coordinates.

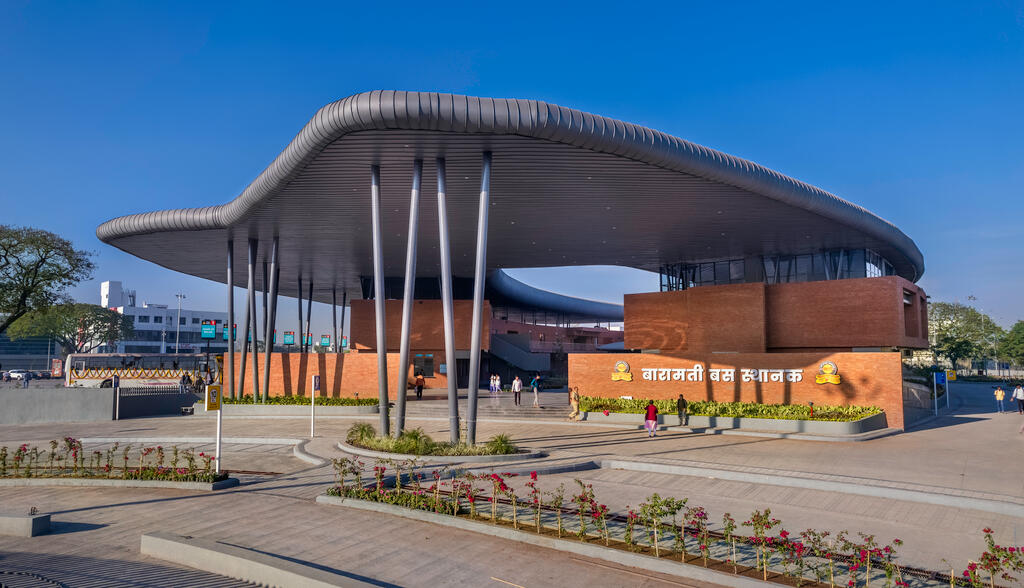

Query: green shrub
[
  {"left": 484, "top": 433, "right": 516, "bottom": 455},
  {"left": 224, "top": 395, "right": 377, "bottom": 406},
  {"left": 346, "top": 423, "right": 377, "bottom": 445},
  {"left": 346, "top": 429, "right": 518, "bottom": 456},
  {"left": 577, "top": 397, "right": 881, "bottom": 422}
]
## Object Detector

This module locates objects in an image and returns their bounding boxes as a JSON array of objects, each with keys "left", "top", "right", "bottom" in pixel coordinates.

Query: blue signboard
[
  {"left": 222, "top": 324, "right": 237, "bottom": 341},
  {"left": 283, "top": 331, "right": 295, "bottom": 345},
  {"left": 200, "top": 322, "right": 217, "bottom": 339},
  {"left": 934, "top": 372, "right": 947, "bottom": 386},
  {"left": 320, "top": 334, "right": 331, "bottom": 347}
]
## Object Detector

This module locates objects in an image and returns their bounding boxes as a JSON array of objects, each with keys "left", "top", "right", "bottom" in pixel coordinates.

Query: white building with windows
[{"left": 100, "top": 281, "right": 228, "bottom": 354}]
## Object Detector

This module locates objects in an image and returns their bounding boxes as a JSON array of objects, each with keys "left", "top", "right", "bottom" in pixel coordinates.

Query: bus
[{"left": 64, "top": 353, "right": 216, "bottom": 388}]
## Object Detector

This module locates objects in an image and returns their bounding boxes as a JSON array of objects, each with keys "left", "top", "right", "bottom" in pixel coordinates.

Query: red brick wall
[
  {"left": 349, "top": 300, "right": 490, "bottom": 351},
  {"left": 624, "top": 277, "right": 928, "bottom": 352},
  {"left": 229, "top": 351, "right": 446, "bottom": 399},
  {"left": 569, "top": 351, "right": 905, "bottom": 428},
  {"left": 624, "top": 284, "right": 767, "bottom": 352}
]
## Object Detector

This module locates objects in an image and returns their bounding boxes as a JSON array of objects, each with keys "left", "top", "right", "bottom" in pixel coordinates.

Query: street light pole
[{"left": 175, "top": 293, "right": 186, "bottom": 353}]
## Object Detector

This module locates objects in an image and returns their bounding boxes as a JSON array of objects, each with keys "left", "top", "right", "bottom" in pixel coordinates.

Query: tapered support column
[
  {"left": 237, "top": 253, "right": 252, "bottom": 399},
  {"left": 248, "top": 239, "right": 260, "bottom": 400},
  {"left": 436, "top": 158, "right": 460, "bottom": 443},
  {"left": 261, "top": 237, "right": 279, "bottom": 403},
  {"left": 297, "top": 274, "right": 304, "bottom": 353},
  {"left": 339, "top": 291, "right": 347, "bottom": 350},
  {"left": 466, "top": 152, "right": 491, "bottom": 445},
  {"left": 331, "top": 288, "right": 338, "bottom": 352},
  {"left": 394, "top": 159, "right": 422, "bottom": 436},
  {"left": 226, "top": 239, "right": 235, "bottom": 400},
  {"left": 304, "top": 280, "right": 313, "bottom": 357},
  {"left": 370, "top": 164, "right": 390, "bottom": 435}
]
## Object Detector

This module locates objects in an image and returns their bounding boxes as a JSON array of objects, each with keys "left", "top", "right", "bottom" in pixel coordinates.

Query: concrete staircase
[{"left": 404, "top": 402, "right": 565, "bottom": 420}]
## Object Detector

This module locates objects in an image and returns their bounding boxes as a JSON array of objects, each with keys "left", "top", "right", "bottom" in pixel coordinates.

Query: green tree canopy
[
  {"left": 7, "top": 303, "right": 133, "bottom": 357},
  {"left": 0, "top": 226, "right": 94, "bottom": 334},
  {"left": 927, "top": 301, "right": 1005, "bottom": 369},
  {"left": 998, "top": 321, "right": 1024, "bottom": 365}
]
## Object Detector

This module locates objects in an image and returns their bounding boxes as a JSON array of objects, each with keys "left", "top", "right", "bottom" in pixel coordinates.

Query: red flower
[
  {"left": 530, "top": 471, "right": 537, "bottom": 481},
  {"left": 602, "top": 410, "right": 610, "bottom": 416},
  {"left": 779, "top": 530, "right": 789, "bottom": 539},
  {"left": 983, "top": 527, "right": 992, "bottom": 533}
]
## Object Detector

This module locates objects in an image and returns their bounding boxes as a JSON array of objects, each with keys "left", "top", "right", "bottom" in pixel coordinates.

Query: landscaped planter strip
[
  {"left": 316, "top": 494, "right": 769, "bottom": 588},
  {"left": 194, "top": 403, "right": 378, "bottom": 416},
  {"left": 0, "top": 477, "right": 239, "bottom": 491},
  {"left": 580, "top": 410, "right": 889, "bottom": 434},
  {"left": 336, "top": 441, "right": 544, "bottom": 463}
]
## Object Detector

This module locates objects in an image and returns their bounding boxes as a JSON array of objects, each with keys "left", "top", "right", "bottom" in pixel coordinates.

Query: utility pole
[{"left": 175, "top": 293, "right": 186, "bottom": 353}]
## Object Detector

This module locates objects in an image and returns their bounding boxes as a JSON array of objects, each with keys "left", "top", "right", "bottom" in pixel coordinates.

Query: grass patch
[
  {"left": 578, "top": 397, "right": 880, "bottom": 422},
  {"left": 224, "top": 395, "right": 377, "bottom": 406},
  {"left": 346, "top": 424, "right": 519, "bottom": 456}
]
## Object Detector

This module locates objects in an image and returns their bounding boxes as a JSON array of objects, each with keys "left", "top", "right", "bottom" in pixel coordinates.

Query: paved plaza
[{"left": 1, "top": 380, "right": 1022, "bottom": 586}]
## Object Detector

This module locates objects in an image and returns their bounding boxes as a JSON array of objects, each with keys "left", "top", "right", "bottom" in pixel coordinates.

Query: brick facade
[
  {"left": 231, "top": 351, "right": 430, "bottom": 399},
  {"left": 624, "top": 276, "right": 928, "bottom": 353},
  {"left": 569, "top": 351, "right": 906, "bottom": 428},
  {"left": 349, "top": 299, "right": 490, "bottom": 351}
]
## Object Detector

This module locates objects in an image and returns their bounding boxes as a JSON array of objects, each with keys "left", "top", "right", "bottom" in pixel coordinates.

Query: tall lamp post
[{"left": 175, "top": 293, "right": 186, "bottom": 353}]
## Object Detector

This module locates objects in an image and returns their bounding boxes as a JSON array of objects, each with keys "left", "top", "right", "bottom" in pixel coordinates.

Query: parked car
[
  {"left": 7, "top": 369, "right": 29, "bottom": 380},
  {"left": 34, "top": 371, "right": 51, "bottom": 380}
]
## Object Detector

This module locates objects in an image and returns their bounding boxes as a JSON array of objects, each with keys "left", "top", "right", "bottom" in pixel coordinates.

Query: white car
[{"left": 7, "top": 369, "right": 29, "bottom": 380}]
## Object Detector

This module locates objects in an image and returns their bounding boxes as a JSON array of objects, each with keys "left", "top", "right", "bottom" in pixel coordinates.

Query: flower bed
[
  {"left": 579, "top": 397, "right": 880, "bottom": 422},
  {"left": 0, "top": 437, "right": 227, "bottom": 483},
  {"left": 224, "top": 395, "right": 378, "bottom": 406},
  {"left": 345, "top": 423, "right": 518, "bottom": 457},
  {"left": 323, "top": 457, "right": 1023, "bottom": 588}
]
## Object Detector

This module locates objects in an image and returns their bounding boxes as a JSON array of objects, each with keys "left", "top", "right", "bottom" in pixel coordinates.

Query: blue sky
[{"left": 1, "top": 1, "right": 1022, "bottom": 333}]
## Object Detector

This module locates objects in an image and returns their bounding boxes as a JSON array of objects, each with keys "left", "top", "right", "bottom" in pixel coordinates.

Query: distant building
[
  {"left": 0, "top": 318, "right": 53, "bottom": 371},
  {"left": 100, "top": 281, "right": 228, "bottom": 354}
]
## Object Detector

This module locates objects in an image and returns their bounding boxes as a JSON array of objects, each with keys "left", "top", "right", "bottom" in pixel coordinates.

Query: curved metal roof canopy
[{"left": 97, "top": 91, "right": 924, "bottom": 306}]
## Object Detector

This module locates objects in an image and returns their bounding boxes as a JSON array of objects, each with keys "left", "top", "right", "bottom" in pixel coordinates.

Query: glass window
[
  {"left": 179, "top": 317, "right": 187, "bottom": 325},
  {"left": 137, "top": 315, "right": 150, "bottom": 323},
  {"left": 730, "top": 260, "right": 745, "bottom": 282},
  {"left": 192, "top": 317, "right": 200, "bottom": 324},
  {"left": 714, "top": 261, "right": 730, "bottom": 285},
  {"left": 153, "top": 316, "right": 163, "bottom": 324}
]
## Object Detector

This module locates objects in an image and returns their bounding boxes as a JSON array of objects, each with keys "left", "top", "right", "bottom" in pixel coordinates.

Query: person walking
[
  {"left": 995, "top": 386, "right": 1006, "bottom": 413},
  {"left": 529, "top": 373, "right": 541, "bottom": 408},
  {"left": 414, "top": 373, "right": 425, "bottom": 400},
  {"left": 22, "top": 370, "right": 32, "bottom": 389},
  {"left": 567, "top": 386, "right": 581, "bottom": 421},
  {"left": 644, "top": 400, "right": 659, "bottom": 437},
  {"left": 1013, "top": 385, "right": 1024, "bottom": 415},
  {"left": 676, "top": 393, "right": 688, "bottom": 426},
  {"left": 494, "top": 374, "right": 501, "bottom": 395},
  {"left": 511, "top": 375, "right": 522, "bottom": 406}
]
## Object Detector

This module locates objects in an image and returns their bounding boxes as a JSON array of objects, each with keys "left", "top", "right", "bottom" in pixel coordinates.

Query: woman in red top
[{"left": 644, "top": 400, "right": 659, "bottom": 438}]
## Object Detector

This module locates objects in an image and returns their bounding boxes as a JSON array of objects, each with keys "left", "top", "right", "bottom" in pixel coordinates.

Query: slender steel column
[
  {"left": 394, "top": 159, "right": 422, "bottom": 436},
  {"left": 237, "top": 249, "right": 253, "bottom": 399},
  {"left": 248, "top": 239, "right": 260, "bottom": 401},
  {"left": 226, "top": 239, "right": 235, "bottom": 400},
  {"left": 339, "top": 291, "right": 347, "bottom": 351},
  {"left": 466, "top": 152, "right": 491, "bottom": 445},
  {"left": 331, "top": 287, "right": 338, "bottom": 352},
  {"left": 370, "top": 164, "right": 390, "bottom": 435},
  {"left": 304, "top": 279, "right": 313, "bottom": 357},
  {"left": 261, "top": 237, "right": 279, "bottom": 403},
  {"left": 297, "top": 274, "right": 304, "bottom": 353},
  {"left": 436, "top": 157, "right": 460, "bottom": 443},
  {"left": 262, "top": 261, "right": 268, "bottom": 339}
]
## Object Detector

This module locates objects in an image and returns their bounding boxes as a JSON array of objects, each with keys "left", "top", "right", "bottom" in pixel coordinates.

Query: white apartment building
[{"left": 100, "top": 281, "right": 228, "bottom": 354}]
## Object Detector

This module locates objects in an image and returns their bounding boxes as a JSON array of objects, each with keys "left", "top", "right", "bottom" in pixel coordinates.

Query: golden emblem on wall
[
  {"left": 815, "top": 361, "right": 841, "bottom": 385},
  {"left": 611, "top": 361, "right": 633, "bottom": 381}
]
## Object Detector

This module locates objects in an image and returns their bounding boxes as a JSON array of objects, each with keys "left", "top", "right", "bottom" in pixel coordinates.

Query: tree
[
  {"left": 998, "top": 321, "right": 1024, "bottom": 367},
  {"left": 927, "top": 302, "right": 1004, "bottom": 371},
  {"left": 0, "top": 226, "right": 95, "bottom": 335},
  {"left": 7, "top": 303, "right": 133, "bottom": 357}
]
